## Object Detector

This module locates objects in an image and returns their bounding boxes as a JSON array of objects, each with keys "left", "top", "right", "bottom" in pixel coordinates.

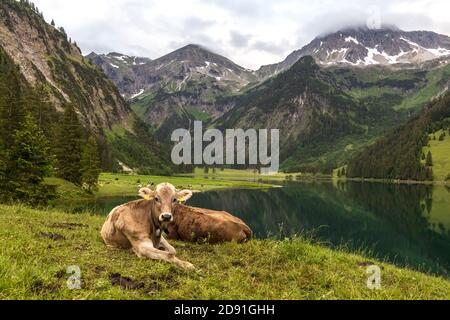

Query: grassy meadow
[
  {"left": 423, "top": 129, "right": 450, "bottom": 181},
  {"left": 45, "top": 170, "right": 281, "bottom": 201},
  {"left": 1, "top": 204, "right": 449, "bottom": 300}
]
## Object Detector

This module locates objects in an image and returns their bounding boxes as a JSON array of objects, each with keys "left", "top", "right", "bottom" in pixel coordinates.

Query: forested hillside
[
  {"left": 347, "top": 93, "right": 450, "bottom": 180},
  {"left": 0, "top": 0, "right": 174, "bottom": 176}
]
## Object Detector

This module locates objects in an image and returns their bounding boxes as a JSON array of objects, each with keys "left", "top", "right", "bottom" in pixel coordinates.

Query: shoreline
[{"left": 331, "top": 177, "right": 449, "bottom": 186}]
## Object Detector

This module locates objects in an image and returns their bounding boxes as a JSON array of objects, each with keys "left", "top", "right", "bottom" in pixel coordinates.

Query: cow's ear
[
  {"left": 176, "top": 190, "right": 193, "bottom": 202},
  {"left": 139, "top": 187, "right": 155, "bottom": 200}
]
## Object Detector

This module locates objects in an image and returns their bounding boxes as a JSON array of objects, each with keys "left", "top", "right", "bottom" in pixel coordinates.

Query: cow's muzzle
[{"left": 159, "top": 212, "right": 173, "bottom": 222}]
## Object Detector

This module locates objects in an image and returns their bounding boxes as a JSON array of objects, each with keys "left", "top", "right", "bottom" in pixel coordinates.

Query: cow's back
[{"left": 169, "top": 205, "right": 252, "bottom": 243}]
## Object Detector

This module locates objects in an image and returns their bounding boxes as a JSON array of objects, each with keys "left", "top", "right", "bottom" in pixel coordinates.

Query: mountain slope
[
  {"left": 0, "top": 0, "right": 173, "bottom": 173},
  {"left": 257, "top": 27, "right": 450, "bottom": 78},
  {"left": 347, "top": 93, "right": 450, "bottom": 180},
  {"left": 85, "top": 52, "right": 151, "bottom": 98},
  {"left": 214, "top": 56, "right": 386, "bottom": 172},
  {"left": 0, "top": 0, "right": 131, "bottom": 131},
  {"left": 88, "top": 45, "right": 257, "bottom": 142}
]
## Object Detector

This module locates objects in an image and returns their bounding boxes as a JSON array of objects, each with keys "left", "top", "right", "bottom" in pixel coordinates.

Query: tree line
[{"left": 0, "top": 47, "right": 101, "bottom": 206}]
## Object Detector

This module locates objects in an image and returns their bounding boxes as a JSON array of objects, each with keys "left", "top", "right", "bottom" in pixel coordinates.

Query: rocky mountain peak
[{"left": 257, "top": 26, "right": 450, "bottom": 78}]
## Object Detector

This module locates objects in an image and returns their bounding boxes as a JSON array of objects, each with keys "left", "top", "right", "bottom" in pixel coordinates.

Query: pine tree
[
  {"left": 26, "top": 84, "right": 57, "bottom": 140},
  {"left": 426, "top": 151, "right": 433, "bottom": 167},
  {"left": 0, "top": 62, "right": 27, "bottom": 148},
  {"left": 2, "top": 114, "right": 56, "bottom": 205},
  {"left": 51, "top": 19, "right": 55, "bottom": 27},
  {"left": 80, "top": 136, "right": 101, "bottom": 193},
  {"left": 54, "top": 104, "right": 84, "bottom": 185}
]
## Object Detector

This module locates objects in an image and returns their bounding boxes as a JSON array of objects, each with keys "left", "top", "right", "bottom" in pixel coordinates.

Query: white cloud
[{"left": 33, "top": 0, "right": 450, "bottom": 70}]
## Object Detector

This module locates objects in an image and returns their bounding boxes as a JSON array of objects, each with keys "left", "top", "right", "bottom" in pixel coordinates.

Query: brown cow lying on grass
[
  {"left": 101, "top": 183, "right": 195, "bottom": 270},
  {"left": 101, "top": 182, "right": 253, "bottom": 269},
  {"left": 167, "top": 204, "right": 252, "bottom": 244}
]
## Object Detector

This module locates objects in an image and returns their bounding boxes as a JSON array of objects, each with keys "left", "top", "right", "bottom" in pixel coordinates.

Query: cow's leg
[
  {"left": 131, "top": 238, "right": 194, "bottom": 270},
  {"left": 157, "top": 236, "right": 177, "bottom": 255}
]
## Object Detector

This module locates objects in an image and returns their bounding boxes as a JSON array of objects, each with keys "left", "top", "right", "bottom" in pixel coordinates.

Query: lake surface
[{"left": 61, "top": 181, "right": 450, "bottom": 277}]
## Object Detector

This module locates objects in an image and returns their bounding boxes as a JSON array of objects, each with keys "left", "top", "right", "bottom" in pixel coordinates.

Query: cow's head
[{"left": 139, "top": 183, "right": 193, "bottom": 226}]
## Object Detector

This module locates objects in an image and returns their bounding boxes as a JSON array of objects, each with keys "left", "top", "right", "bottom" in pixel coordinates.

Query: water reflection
[
  {"left": 61, "top": 181, "right": 450, "bottom": 277},
  {"left": 186, "top": 181, "right": 450, "bottom": 276}
]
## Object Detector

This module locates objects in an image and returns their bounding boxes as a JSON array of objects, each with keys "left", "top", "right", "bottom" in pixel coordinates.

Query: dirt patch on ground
[
  {"left": 39, "top": 232, "right": 65, "bottom": 240},
  {"left": 30, "top": 280, "right": 60, "bottom": 294},
  {"left": 109, "top": 273, "right": 163, "bottom": 294},
  {"left": 49, "top": 222, "right": 88, "bottom": 229},
  {"left": 109, "top": 273, "right": 145, "bottom": 290},
  {"left": 55, "top": 270, "right": 66, "bottom": 279},
  {"left": 94, "top": 265, "right": 106, "bottom": 274}
]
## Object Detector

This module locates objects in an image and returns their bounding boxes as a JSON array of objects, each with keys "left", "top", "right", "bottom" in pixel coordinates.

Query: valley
[{"left": 88, "top": 27, "right": 450, "bottom": 177}]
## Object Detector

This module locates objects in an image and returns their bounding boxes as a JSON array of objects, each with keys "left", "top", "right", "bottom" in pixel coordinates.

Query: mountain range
[
  {"left": 2, "top": 0, "right": 449, "bottom": 177},
  {"left": 88, "top": 26, "right": 450, "bottom": 173},
  {"left": 257, "top": 26, "right": 450, "bottom": 78}
]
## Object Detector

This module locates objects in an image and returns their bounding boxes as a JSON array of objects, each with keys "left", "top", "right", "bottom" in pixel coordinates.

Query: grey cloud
[
  {"left": 229, "top": 31, "right": 251, "bottom": 48},
  {"left": 34, "top": 0, "right": 450, "bottom": 69},
  {"left": 206, "top": 0, "right": 272, "bottom": 18},
  {"left": 251, "top": 40, "right": 289, "bottom": 55},
  {"left": 183, "top": 17, "right": 217, "bottom": 30}
]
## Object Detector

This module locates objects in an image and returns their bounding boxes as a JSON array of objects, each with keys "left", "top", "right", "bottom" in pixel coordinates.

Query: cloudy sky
[{"left": 33, "top": 0, "right": 450, "bottom": 70}]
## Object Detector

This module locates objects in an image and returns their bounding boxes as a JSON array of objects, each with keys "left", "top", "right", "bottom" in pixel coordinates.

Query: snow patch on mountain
[
  {"left": 131, "top": 89, "right": 144, "bottom": 99},
  {"left": 345, "top": 36, "right": 359, "bottom": 44}
]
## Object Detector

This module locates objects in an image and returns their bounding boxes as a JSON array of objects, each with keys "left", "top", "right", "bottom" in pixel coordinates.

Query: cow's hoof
[{"left": 180, "top": 261, "right": 196, "bottom": 270}]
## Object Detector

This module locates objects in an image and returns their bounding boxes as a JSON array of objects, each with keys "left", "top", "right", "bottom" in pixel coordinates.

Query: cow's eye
[
  {"left": 173, "top": 198, "right": 177, "bottom": 203},
  {"left": 155, "top": 197, "right": 159, "bottom": 202}
]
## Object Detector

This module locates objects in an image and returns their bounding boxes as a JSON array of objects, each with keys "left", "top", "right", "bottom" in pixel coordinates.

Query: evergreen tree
[
  {"left": 342, "top": 167, "right": 346, "bottom": 176},
  {"left": 54, "top": 104, "right": 84, "bottom": 185},
  {"left": 0, "top": 61, "right": 27, "bottom": 148},
  {"left": 426, "top": 151, "right": 433, "bottom": 167},
  {"left": 1, "top": 114, "right": 56, "bottom": 205},
  {"left": 26, "top": 84, "right": 57, "bottom": 140},
  {"left": 51, "top": 19, "right": 55, "bottom": 27},
  {"left": 80, "top": 136, "right": 101, "bottom": 193}
]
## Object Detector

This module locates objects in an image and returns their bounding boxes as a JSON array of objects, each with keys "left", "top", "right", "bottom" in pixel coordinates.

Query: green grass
[
  {"left": 44, "top": 172, "right": 279, "bottom": 202},
  {"left": 395, "top": 63, "right": 450, "bottom": 111},
  {"left": 185, "top": 106, "right": 212, "bottom": 122},
  {"left": 423, "top": 129, "right": 450, "bottom": 181},
  {"left": 0, "top": 204, "right": 449, "bottom": 300},
  {"left": 349, "top": 86, "right": 400, "bottom": 100},
  {"left": 426, "top": 186, "right": 450, "bottom": 235},
  {"left": 178, "top": 167, "right": 301, "bottom": 183},
  {"left": 96, "top": 172, "right": 278, "bottom": 198}
]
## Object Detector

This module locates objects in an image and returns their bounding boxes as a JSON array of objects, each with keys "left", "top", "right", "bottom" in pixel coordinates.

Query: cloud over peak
[{"left": 34, "top": 0, "right": 450, "bottom": 69}]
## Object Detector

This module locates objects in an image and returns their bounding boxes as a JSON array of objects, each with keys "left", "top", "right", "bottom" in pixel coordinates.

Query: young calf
[{"left": 101, "top": 183, "right": 195, "bottom": 270}]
